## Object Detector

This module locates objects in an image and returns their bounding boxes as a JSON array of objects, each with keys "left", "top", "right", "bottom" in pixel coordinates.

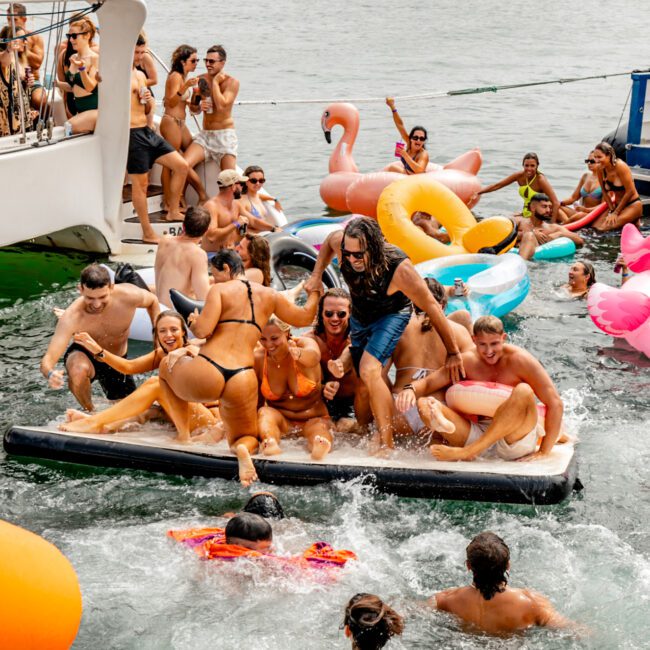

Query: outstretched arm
[
  {"left": 477, "top": 171, "right": 521, "bottom": 195},
  {"left": 304, "top": 230, "right": 343, "bottom": 293},
  {"left": 40, "top": 314, "right": 76, "bottom": 387},
  {"left": 274, "top": 289, "right": 321, "bottom": 328},
  {"left": 71, "top": 332, "right": 158, "bottom": 374},
  {"left": 386, "top": 97, "right": 410, "bottom": 143}
]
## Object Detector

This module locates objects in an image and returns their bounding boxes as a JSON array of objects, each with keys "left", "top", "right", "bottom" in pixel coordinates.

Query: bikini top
[
  {"left": 518, "top": 174, "right": 538, "bottom": 217},
  {"left": 603, "top": 170, "right": 625, "bottom": 193},
  {"left": 580, "top": 184, "right": 603, "bottom": 199},
  {"left": 220, "top": 279, "right": 262, "bottom": 332},
  {"left": 65, "top": 68, "right": 98, "bottom": 94},
  {"left": 261, "top": 350, "right": 319, "bottom": 402}
]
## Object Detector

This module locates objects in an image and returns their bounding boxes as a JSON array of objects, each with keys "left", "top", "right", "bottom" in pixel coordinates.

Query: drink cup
[
  {"left": 394, "top": 141, "right": 405, "bottom": 158},
  {"left": 454, "top": 278, "right": 464, "bottom": 297},
  {"left": 139, "top": 86, "right": 148, "bottom": 105}
]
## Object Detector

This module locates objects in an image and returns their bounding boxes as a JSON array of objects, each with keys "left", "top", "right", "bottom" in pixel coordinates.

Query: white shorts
[
  {"left": 193, "top": 128, "right": 238, "bottom": 164},
  {"left": 465, "top": 418, "right": 542, "bottom": 460}
]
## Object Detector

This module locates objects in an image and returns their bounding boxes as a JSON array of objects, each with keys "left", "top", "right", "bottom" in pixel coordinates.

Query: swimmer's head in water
[
  {"left": 466, "top": 531, "right": 510, "bottom": 601},
  {"left": 210, "top": 249, "right": 244, "bottom": 282},
  {"left": 569, "top": 261, "right": 596, "bottom": 289},
  {"left": 153, "top": 310, "right": 187, "bottom": 353},
  {"left": 243, "top": 492, "right": 285, "bottom": 520},
  {"left": 183, "top": 206, "right": 210, "bottom": 239},
  {"left": 225, "top": 513, "right": 272, "bottom": 552},
  {"left": 530, "top": 193, "right": 552, "bottom": 221},
  {"left": 315, "top": 288, "right": 351, "bottom": 337},
  {"left": 472, "top": 316, "right": 506, "bottom": 365},
  {"left": 343, "top": 593, "right": 404, "bottom": 649},
  {"left": 79, "top": 264, "right": 112, "bottom": 314},
  {"left": 415, "top": 278, "right": 447, "bottom": 332}
]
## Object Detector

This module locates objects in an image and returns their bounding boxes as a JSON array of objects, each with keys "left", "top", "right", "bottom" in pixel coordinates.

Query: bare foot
[
  {"left": 191, "top": 426, "right": 225, "bottom": 444},
  {"left": 65, "top": 408, "right": 90, "bottom": 423},
  {"left": 164, "top": 210, "right": 184, "bottom": 223},
  {"left": 236, "top": 444, "right": 258, "bottom": 487},
  {"left": 142, "top": 232, "right": 160, "bottom": 244},
  {"left": 430, "top": 443, "right": 467, "bottom": 461},
  {"left": 420, "top": 397, "right": 456, "bottom": 434},
  {"left": 371, "top": 445, "right": 393, "bottom": 459},
  {"left": 260, "top": 437, "right": 282, "bottom": 456},
  {"left": 59, "top": 418, "right": 100, "bottom": 433},
  {"left": 310, "top": 435, "right": 331, "bottom": 461}
]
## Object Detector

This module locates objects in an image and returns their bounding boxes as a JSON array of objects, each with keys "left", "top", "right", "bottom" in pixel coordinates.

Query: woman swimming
[
  {"left": 476, "top": 152, "right": 562, "bottom": 222},
  {"left": 592, "top": 141, "right": 643, "bottom": 232},
  {"left": 237, "top": 166, "right": 282, "bottom": 233},
  {"left": 342, "top": 593, "right": 404, "bottom": 649},
  {"left": 384, "top": 97, "right": 430, "bottom": 174},
  {"left": 157, "top": 249, "right": 321, "bottom": 486},
  {"left": 564, "top": 261, "right": 596, "bottom": 298},
  {"left": 559, "top": 152, "right": 603, "bottom": 222},
  {"left": 59, "top": 311, "right": 220, "bottom": 440},
  {"left": 255, "top": 316, "right": 333, "bottom": 460}
]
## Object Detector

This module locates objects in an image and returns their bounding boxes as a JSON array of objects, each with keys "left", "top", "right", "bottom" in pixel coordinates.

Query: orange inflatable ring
[{"left": 0, "top": 519, "right": 82, "bottom": 649}]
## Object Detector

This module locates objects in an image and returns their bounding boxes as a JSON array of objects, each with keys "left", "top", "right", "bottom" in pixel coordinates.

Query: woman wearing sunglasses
[
  {"left": 237, "top": 165, "right": 282, "bottom": 232},
  {"left": 385, "top": 97, "right": 430, "bottom": 174},
  {"left": 55, "top": 17, "right": 99, "bottom": 134},
  {"left": 558, "top": 152, "right": 603, "bottom": 222},
  {"left": 161, "top": 44, "right": 199, "bottom": 212},
  {"left": 476, "top": 152, "right": 562, "bottom": 223}
]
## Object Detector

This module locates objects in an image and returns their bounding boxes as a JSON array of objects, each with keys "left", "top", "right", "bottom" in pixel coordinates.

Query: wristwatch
[{"left": 94, "top": 349, "right": 105, "bottom": 359}]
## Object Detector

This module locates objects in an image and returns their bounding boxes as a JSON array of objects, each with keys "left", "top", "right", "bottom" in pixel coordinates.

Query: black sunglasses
[
  {"left": 411, "top": 135, "right": 426, "bottom": 141},
  {"left": 324, "top": 310, "right": 348, "bottom": 318},
  {"left": 204, "top": 57, "right": 223, "bottom": 64},
  {"left": 188, "top": 57, "right": 199, "bottom": 63},
  {"left": 66, "top": 31, "right": 89, "bottom": 39},
  {"left": 341, "top": 249, "right": 366, "bottom": 260},
  {"left": 248, "top": 178, "right": 265, "bottom": 185},
  {"left": 584, "top": 158, "right": 596, "bottom": 164}
]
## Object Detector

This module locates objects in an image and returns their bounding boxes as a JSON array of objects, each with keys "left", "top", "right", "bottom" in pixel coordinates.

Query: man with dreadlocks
[
  {"left": 429, "top": 531, "right": 573, "bottom": 635},
  {"left": 304, "top": 217, "right": 464, "bottom": 453}
]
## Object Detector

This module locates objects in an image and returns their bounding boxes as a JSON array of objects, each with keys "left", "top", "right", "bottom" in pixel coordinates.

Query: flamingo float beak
[
  {"left": 324, "top": 129, "right": 332, "bottom": 144},
  {"left": 321, "top": 111, "right": 332, "bottom": 143}
]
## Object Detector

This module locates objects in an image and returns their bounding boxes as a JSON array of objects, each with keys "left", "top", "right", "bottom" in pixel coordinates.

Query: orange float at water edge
[{"left": 0, "top": 519, "right": 82, "bottom": 649}]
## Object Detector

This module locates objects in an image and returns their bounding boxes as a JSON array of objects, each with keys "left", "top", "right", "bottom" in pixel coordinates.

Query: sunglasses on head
[
  {"left": 411, "top": 135, "right": 426, "bottom": 141},
  {"left": 248, "top": 178, "right": 265, "bottom": 185},
  {"left": 204, "top": 57, "right": 223, "bottom": 64},
  {"left": 584, "top": 158, "right": 596, "bottom": 164},
  {"left": 341, "top": 249, "right": 366, "bottom": 260},
  {"left": 324, "top": 310, "right": 348, "bottom": 318},
  {"left": 66, "top": 31, "right": 89, "bottom": 39}
]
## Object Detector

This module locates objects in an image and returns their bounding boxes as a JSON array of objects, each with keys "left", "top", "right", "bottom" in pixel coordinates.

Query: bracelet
[
  {"left": 403, "top": 383, "right": 416, "bottom": 393},
  {"left": 176, "top": 91, "right": 183, "bottom": 96},
  {"left": 94, "top": 349, "right": 105, "bottom": 359},
  {"left": 233, "top": 221, "right": 240, "bottom": 228},
  {"left": 47, "top": 369, "right": 55, "bottom": 379},
  {"left": 78, "top": 66, "right": 86, "bottom": 72},
  {"left": 392, "top": 109, "right": 397, "bottom": 113}
]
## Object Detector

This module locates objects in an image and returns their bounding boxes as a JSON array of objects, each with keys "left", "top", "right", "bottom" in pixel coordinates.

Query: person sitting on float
[
  {"left": 564, "top": 261, "right": 596, "bottom": 299},
  {"left": 517, "top": 193, "right": 584, "bottom": 260},
  {"left": 384, "top": 97, "right": 430, "bottom": 174},
  {"left": 396, "top": 315, "right": 564, "bottom": 462},
  {"left": 428, "top": 531, "right": 574, "bottom": 635},
  {"left": 255, "top": 316, "right": 333, "bottom": 460},
  {"left": 411, "top": 211, "right": 450, "bottom": 243},
  {"left": 58, "top": 310, "right": 221, "bottom": 441},
  {"left": 158, "top": 249, "right": 321, "bottom": 486},
  {"left": 476, "top": 152, "right": 563, "bottom": 223},
  {"left": 558, "top": 151, "right": 603, "bottom": 222},
  {"left": 237, "top": 165, "right": 283, "bottom": 233},
  {"left": 342, "top": 593, "right": 404, "bottom": 649},
  {"left": 591, "top": 141, "right": 643, "bottom": 232}
]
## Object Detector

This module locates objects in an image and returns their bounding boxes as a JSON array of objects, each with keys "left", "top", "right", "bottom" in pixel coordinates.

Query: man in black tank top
[{"left": 305, "top": 217, "right": 465, "bottom": 453}]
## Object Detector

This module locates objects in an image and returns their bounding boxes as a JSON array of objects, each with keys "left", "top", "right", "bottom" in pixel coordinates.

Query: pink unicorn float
[
  {"left": 588, "top": 224, "right": 650, "bottom": 357},
  {"left": 320, "top": 102, "right": 482, "bottom": 215}
]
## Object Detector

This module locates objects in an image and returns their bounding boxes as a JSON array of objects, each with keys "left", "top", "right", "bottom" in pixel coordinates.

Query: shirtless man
[
  {"left": 305, "top": 288, "right": 371, "bottom": 432},
  {"left": 429, "top": 531, "right": 572, "bottom": 635},
  {"left": 40, "top": 264, "right": 160, "bottom": 411},
  {"left": 518, "top": 193, "right": 584, "bottom": 260},
  {"left": 7, "top": 3, "right": 46, "bottom": 111},
  {"left": 397, "top": 315, "right": 563, "bottom": 461},
  {"left": 154, "top": 206, "right": 211, "bottom": 306},
  {"left": 128, "top": 41, "right": 189, "bottom": 243},
  {"left": 184, "top": 45, "right": 240, "bottom": 203}
]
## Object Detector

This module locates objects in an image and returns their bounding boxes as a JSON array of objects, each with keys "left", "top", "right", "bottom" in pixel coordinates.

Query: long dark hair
[
  {"left": 243, "top": 234, "right": 271, "bottom": 286},
  {"left": 466, "top": 532, "right": 510, "bottom": 601},
  {"left": 241, "top": 165, "right": 264, "bottom": 195},
  {"left": 342, "top": 217, "right": 395, "bottom": 290},
  {"left": 343, "top": 593, "right": 404, "bottom": 650},
  {"left": 408, "top": 125, "right": 428, "bottom": 149},
  {"left": 170, "top": 44, "right": 197, "bottom": 74},
  {"left": 314, "top": 288, "right": 351, "bottom": 336},
  {"left": 578, "top": 261, "right": 596, "bottom": 288},
  {"left": 595, "top": 141, "right": 617, "bottom": 166}
]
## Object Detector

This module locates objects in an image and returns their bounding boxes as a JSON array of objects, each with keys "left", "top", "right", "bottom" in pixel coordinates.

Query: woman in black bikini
[
  {"left": 385, "top": 97, "right": 430, "bottom": 174},
  {"left": 158, "top": 249, "right": 321, "bottom": 486},
  {"left": 593, "top": 141, "right": 643, "bottom": 232}
]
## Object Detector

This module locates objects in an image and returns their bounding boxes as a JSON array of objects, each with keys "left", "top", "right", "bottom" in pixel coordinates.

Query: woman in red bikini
[{"left": 255, "top": 316, "right": 333, "bottom": 460}]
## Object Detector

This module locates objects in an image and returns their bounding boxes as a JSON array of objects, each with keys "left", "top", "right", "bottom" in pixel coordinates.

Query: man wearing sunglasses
[
  {"left": 304, "top": 217, "right": 464, "bottom": 454},
  {"left": 517, "top": 194, "right": 584, "bottom": 261},
  {"left": 184, "top": 45, "right": 240, "bottom": 201}
]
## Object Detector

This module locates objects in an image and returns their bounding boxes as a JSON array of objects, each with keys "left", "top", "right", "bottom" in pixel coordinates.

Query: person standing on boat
[
  {"left": 304, "top": 217, "right": 464, "bottom": 454},
  {"left": 154, "top": 206, "right": 211, "bottom": 306},
  {"left": 40, "top": 264, "right": 160, "bottom": 412},
  {"left": 0, "top": 25, "right": 34, "bottom": 136},
  {"left": 183, "top": 45, "right": 240, "bottom": 203},
  {"left": 385, "top": 97, "right": 430, "bottom": 174},
  {"left": 592, "top": 141, "right": 643, "bottom": 232},
  {"left": 127, "top": 40, "right": 189, "bottom": 243},
  {"left": 517, "top": 193, "right": 584, "bottom": 260},
  {"left": 476, "top": 153, "right": 563, "bottom": 223},
  {"left": 396, "top": 316, "right": 564, "bottom": 462}
]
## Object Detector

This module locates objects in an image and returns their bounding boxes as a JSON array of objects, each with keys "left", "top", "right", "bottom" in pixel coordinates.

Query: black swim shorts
[
  {"left": 325, "top": 394, "right": 355, "bottom": 421},
  {"left": 64, "top": 343, "right": 136, "bottom": 401},
  {"left": 127, "top": 126, "right": 175, "bottom": 175}
]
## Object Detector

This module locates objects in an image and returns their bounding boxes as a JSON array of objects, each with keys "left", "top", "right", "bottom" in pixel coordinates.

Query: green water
[{"left": 2, "top": 1, "right": 650, "bottom": 648}]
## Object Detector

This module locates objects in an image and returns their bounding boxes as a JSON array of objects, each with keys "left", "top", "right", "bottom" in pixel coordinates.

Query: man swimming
[
  {"left": 40, "top": 264, "right": 159, "bottom": 411},
  {"left": 396, "top": 315, "right": 563, "bottom": 461}
]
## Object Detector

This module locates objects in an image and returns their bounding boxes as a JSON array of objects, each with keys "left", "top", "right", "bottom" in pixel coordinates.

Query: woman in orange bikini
[{"left": 255, "top": 316, "right": 333, "bottom": 460}]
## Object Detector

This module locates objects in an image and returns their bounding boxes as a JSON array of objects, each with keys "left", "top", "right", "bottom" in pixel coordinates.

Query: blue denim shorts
[{"left": 350, "top": 308, "right": 411, "bottom": 372}]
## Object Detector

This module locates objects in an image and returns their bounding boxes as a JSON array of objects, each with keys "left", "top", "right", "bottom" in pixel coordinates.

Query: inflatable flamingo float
[
  {"left": 588, "top": 224, "right": 650, "bottom": 357},
  {"left": 320, "top": 102, "right": 483, "bottom": 215}
]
